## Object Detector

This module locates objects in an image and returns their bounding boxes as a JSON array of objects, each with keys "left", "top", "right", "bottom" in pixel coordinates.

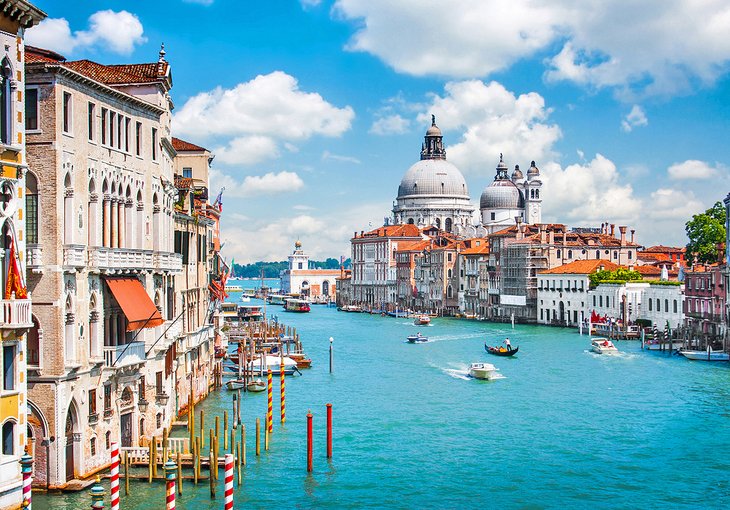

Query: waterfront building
[
  {"left": 350, "top": 224, "right": 424, "bottom": 309},
  {"left": 172, "top": 137, "right": 223, "bottom": 423},
  {"left": 488, "top": 223, "right": 641, "bottom": 323},
  {"left": 456, "top": 238, "right": 489, "bottom": 317},
  {"left": 479, "top": 157, "right": 542, "bottom": 233},
  {"left": 0, "top": 2, "right": 45, "bottom": 507},
  {"left": 24, "top": 45, "right": 182, "bottom": 487},
  {"left": 683, "top": 262, "right": 726, "bottom": 344},
  {"left": 394, "top": 239, "right": 430, "bottom": 311},
  {"left": 392, "top": 117, "right": 475, "bottom": 233},
  {"left": 279, "top": 241, "right": 339, "bottom": 300},
  {"left": 640, "top": 282, "right": 684, "bottom": 331},
  {"left": 637, "top": 245, "right": 686, "bottom": 268},
  {"left": 537, "top": 260, "right": 620, "bottom": 327},
  {"left": 334, "top": 269, "right": 352, "bottom": 309},
  {"left": 588, "top": 282, "right": 648, "bottom": 326},
  {"left": 724, "top": 193, "right": 730, "bottom": 340}
]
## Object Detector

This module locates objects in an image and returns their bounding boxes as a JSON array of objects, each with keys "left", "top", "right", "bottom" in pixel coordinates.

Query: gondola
[{"left": 485, "top": 344, "right": 519, "bottom": 356}]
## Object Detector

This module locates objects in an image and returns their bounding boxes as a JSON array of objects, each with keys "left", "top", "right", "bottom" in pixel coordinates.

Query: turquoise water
[{"left": 35, "top": 298, "right": 730, "bottom": 509}]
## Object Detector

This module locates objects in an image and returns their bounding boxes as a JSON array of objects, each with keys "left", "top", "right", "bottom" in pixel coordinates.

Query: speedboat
[
  {"left": 406, "top": 333, "right": 428, "bottom": 343},
  {"left": 591, "top": 338, "right": 619, "bottom": 355},
  {"left": 679, "top": 348, "right": 730, "bottom": 361},
  {"left": 414, "top": 315, "right": 431, "bottom": 326},
  {"left": 469, "top": 362, "right": 499, "bottom": 380}
]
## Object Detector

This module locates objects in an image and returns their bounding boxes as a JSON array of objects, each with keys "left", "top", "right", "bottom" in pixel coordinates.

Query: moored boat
[
  {"left": 485, "top": 344, "right": 519, "bottom": 356},
  {"left": 591, "top": 338, "right": 619, "bottom": 355},
  {"left": 238, "top": 305, "right": 264, "bottom": 321},
  {"left": 414, "top": 315, "right": 431, "bottom": 326},
  {"left": 288, "top": 352, "right": 312, "bottom": 368},
  {"left": 246, "top": 379, "right": 266, "bottom": 392},
  {"left": 469, "top": 362, "right": 499, "bottom": 380},
  {"left": 406, "top": 333, "right": 428, "bottom": 343},
  {"left": 226, "top": 379, "right": 246, "bottom": 390},
  {"left": 679, "top": 348, "right": 730, "bottom": 361},
  {"left": 284, "top": 298, "right": 311, "bottom": 313}
]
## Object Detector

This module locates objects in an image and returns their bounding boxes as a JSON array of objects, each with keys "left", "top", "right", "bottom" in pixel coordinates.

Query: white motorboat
[
  {"left": 468, "top": 362, "right": 499, "bottom": 380},
  {"left": 591, "top": 338, "right": 619, "bottom": 355},
  {"left": 414, "top": 315, "right": 431, "bottom": 326},
  {"left": 679, "top": 348, "right": 730, "bottom": 361}
]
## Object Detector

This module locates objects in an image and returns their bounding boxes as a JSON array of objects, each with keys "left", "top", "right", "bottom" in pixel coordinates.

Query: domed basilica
[{"left": 392, "top": 117, "right": 542, "bottom": 235}]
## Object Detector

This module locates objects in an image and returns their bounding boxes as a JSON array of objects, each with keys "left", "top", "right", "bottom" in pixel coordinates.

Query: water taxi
[
  {"left": 268, "top": 294, "right": 287, "bottom": 306},
  {"left": 414, "top": 315, "right": 431, "bottom": 326},
  {"left": 407, "top": 333, "right": 428, "bottom": 343},
  {"left": 221, "top": 302, "right": 239, "bottom": 322},
  {"left": 284, "top": 298, "right": 310, "bottom": 313},
  {"left": 591, "top": 338, "right": 619, "bottom": 355},
  {"left": 469, "top": 362, "right": 499, "bottom": 380},
  {"left": 238, "top": 305, "right": 264, "bottom": 321}
]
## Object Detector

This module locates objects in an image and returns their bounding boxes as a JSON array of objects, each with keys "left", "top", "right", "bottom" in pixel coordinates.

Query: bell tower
[
  {"left": 524, "top": 161, "right": 542, "bottom": 224},
  {"left": 288, "top": 240, "right": 309, "bottom": 271}
]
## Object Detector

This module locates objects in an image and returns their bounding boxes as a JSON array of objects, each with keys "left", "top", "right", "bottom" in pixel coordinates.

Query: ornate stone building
[
  {"left": 24, "top": 45, "right": 182, "bottom": 487},
  {"left": 279, "top": 241, "right": 339, "bottom": 299},
  {"left": 480, "top": 156, "right": 542, "bottom": 233},
  {"left": 0, "top": 2, "right": 45, "bottom": 508}
]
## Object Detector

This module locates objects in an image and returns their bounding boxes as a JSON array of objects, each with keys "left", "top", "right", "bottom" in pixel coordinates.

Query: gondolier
[{"left": 504, "top": 338, "right": 512, "bottom": 349}]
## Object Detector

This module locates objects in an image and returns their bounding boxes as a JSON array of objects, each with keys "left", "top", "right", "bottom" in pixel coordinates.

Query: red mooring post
[
  {"left": 306, "top": 409, "right": 313, "bottom": 472},
  {"left": 326, "top": 403, "right": 332, "bottom": 459}
]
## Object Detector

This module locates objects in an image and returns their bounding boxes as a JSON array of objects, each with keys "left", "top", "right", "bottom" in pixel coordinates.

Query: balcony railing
[
  {"left": 0, "top": 298, "right": 32, "bottom": 329},
  {"left": 26, "top": 244, "right": 42, "bottom": 269},
  {"left": 154, "top": 251, "right": 183, "bottom": 272},
  {"left": 104, "top": 341, "right": 146, "bottom": 369},
  {"left": 89, "top": 247, "right": 154, "bottom": 271},
  {"left": 63, "top": 244, "right": 87, "bottom": 268}
]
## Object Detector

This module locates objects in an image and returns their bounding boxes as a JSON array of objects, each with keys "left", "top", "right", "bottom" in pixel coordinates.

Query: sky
[{"left": 27, "top": 0, "right": 730, "bottom": 263}]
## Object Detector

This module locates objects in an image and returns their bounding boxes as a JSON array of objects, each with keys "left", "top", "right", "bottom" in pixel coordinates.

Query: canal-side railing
[{"left": 121, "top": 437, "right": 191, "bottom": 463}]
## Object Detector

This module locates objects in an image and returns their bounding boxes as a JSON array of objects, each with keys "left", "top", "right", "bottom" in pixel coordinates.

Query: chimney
[
  {"left": 601, "top": 222, "right": 605, "bottom": 234},
  {"left": 630, "top": 229, "right": 635, "bottom": 243},
  {"left": 562, "top": 231, "right": 567, "bottom": 246},
  {"left": 354, "top": 231, "right": 357, "bottom": 239},
  {"left": 610, "top": 224, "right": 615, "bottom": 237},
  {"left": 619, "top": 226, "right": 627, "bottom": 246},
  {"left": 540, "top": 225, "right": 547, "bottom": 244}
]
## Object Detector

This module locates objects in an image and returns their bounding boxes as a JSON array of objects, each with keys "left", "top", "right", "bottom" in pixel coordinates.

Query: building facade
[
  {"left": 683, "top": 263, "right": 726, "bottom": 344},
  {"left": 279, "top": 241, "right": 339, "bottom": 299},
  {"left": 24, "top": 45, "right": 183, "bottom": 487},
  {"left": 0, "top": 2, "right": 45, "bottom": 508}
]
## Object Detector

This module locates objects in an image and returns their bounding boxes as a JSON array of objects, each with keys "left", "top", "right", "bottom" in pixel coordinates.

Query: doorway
[{"left": 120, "top": 412, "right": 132, "bottom": 448}]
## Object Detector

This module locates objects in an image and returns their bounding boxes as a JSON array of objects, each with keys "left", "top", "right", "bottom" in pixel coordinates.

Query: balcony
[
  {"left": 63, "top": 244, "right": 87, "bottom": 269},
  {"left": 0, "top": 298, "right": 32, "bottom": 330},
  {"left": 26, "top": 244, "right": 42, "bottom": 270},
  {"left": 154, "top": 251, "right": 183, "bottom": 272},
  {"left": 104, "top": 341, "right": 146, "bottom": 369},
  {"left": 89, "top": 247, "right": 154, "bottom": 272}
]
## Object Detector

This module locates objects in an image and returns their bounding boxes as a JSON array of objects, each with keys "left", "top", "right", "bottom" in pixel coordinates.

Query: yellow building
[{"left": 0, "top": 1, "right": 45, "bottom": 508}]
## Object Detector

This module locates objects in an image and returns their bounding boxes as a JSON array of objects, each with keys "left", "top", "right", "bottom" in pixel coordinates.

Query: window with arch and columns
[{"left": 0, "top": 56, "right": 14, "bottom": 145}]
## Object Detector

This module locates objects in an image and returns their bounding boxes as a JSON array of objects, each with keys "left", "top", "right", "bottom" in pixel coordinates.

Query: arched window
[
  {"left": 2, "top": 421, "right": 14, "bottom": 455},
  {"left": 447, "top": 286, "right": 452, "bottom": 298},
  {"left": 28, "top": 316, "right": 40, "bottom": 368},
  {"left": 26, "top": 172, "right": 39, "bottom": 244},
  {"left": 535, "top": 189, "right": 539, "bottom": 199},
  {"left": 445, "top": 218, "right": 452, "bottom": 232},
  {"left": 0, "top": 57, "right": 13, "bottom": 145},
  {"left": 105, "top": 431, "right": 111, "bottom": 450},
  {"left": 407, "top": 218, "right": 414, "bottom": 225},
  {"left": 447, "top": 269, "right": 452, "bottom": 279},
  {"left": 665, "top": 299, "right": 669, "bottom": 312},
  {"left": 595, "top": 250, "right": 600, "bottom": 259},
  {"left": 556, "top": 249, "right": 561, "bottom": 259},
  {"left": 435, "top": 218, "right": 441, "bottom": 229},
  {"left": 567, "top": 250, "right": 572, "bottom": 259}
]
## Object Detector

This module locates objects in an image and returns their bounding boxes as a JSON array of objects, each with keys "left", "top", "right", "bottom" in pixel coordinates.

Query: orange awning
[{"left": 104, "top": 277, "right": 165, "bottom": 331}]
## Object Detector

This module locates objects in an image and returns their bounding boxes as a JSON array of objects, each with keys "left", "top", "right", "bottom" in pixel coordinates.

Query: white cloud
[
  {"left": 370, "top": 114, "right": 410, "bottom": 135},
  {"left": 214, "top": 136, "right": 279, "bottom": 166},
  {"left": 541, "top": 154, "right": 642, "bottom": 224},
  {"left": 420, "top": 80, "right": 561, "bottom": 173},
  {"left": 331, "top": 0, "right": 730, "bottom": 96},
  {"left": 173, "top": 71, "right": 354, "bottom": 142},
  {"left": 300, "top": 0, "right": 322, "bottom": 8},
  {"left": 322, "top": 151, "right": 361, "bottom": 164},
  {"left": 210, "top": 168, "right": 304, "bottom": 198},
  {"left": 26, "top": 10, "right": 146, "bottom": 55},
  {"left": 621, "top": 105, "right": 648, "bottom": 132},
  {"left": 645, "top": 188, "right": 705, "bottom": 220},
  {"left": 174, "top": 72, "right": 354, "bottom": 167},
  {"left": 667, "top": 160, "right": 722, "bottom": 180},
  {"left": 184, "top": 0, "right": 214, "bottom": 5}
]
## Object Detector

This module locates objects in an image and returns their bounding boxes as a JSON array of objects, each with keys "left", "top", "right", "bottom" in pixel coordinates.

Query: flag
[
  {"left": 213, "top": 187, "right": 224, "bottom": 212},
  {"left": 4, "top": 237, "right": 27, "bottom": 299}
]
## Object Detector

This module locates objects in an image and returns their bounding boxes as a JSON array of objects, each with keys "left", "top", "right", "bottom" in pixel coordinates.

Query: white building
[
  {"left": 588, "top": 282, "right": 649, "bottom": 325},
  {"left": 480, "top": 156, "right": 542, "bottom": 233},
  {"left": 279, "top": 241, "right": 339, "bottom": 299},
  {"left": 640, "top": 283, "right": 684, "bottom": 330},
  {"left": 537, "top": 260, "right": 620, "bottom": 327}
]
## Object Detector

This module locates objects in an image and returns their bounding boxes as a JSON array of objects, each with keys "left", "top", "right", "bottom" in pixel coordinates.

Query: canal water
[{"left": 36, "top": 289, "right": 730, "bottom": 509}]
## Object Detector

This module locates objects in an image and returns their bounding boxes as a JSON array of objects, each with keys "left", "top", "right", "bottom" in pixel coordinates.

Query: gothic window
[
  {"left": 435, "top": 218, "right": 441, "bottom": 229},
  {"left": 0, "top": 58, "right": 12, "bottom": 144},
  {"left": 535, "top": 189, "right": 539, "bottom": 199},
  {"left": 2, "top": 421, "right": 14, "bottom": 455},
  {"left": 445, "top": 218, "right": 452, "bottom": 232}
]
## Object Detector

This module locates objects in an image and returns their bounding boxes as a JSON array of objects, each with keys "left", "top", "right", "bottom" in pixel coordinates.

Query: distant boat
[
  {"left": 679, "top": 347, "right": 730, "bottom": 361},
  {"left": 221, "top": 302, "right": 239, "bottom": 322},
  {"left": 406, "top": 333, "right": 428, "bottom": 343},
  {"left": 469, "top": 362, "right": 499, "bottom": 380},
  {"left": 591, "top": 338, "right": 619, "bottom": 355},
  {"left": 240, "top": 296, "right": 251, "bottom": 302},
  {"left": 414, "top": 315, "right": 431, "bottom": 326},
  {"left": 284, "top": 298, "right": 310, "bottom": 313},
  {"left": 225, "top": 284, "right": 243, "bottom": 293}
]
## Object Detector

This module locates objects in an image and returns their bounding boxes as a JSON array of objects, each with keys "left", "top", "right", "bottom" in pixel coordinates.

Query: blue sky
[{"left": 28, "top": 0, "right": 730, "bottom": 262}]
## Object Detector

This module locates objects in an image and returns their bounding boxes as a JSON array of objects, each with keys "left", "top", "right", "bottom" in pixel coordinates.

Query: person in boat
[{"left": 503, "top": 338, "right": 512, "bottom": 350}]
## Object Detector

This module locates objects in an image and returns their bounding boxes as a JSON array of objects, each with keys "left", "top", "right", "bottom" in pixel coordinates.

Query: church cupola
[{"left": 420, "top": 115, "right": 446, "bottom": 160}]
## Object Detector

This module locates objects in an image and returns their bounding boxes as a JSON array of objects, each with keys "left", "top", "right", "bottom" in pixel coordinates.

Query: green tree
[{"left": 685, "top": 201, "right": 727, "bottom": 265}]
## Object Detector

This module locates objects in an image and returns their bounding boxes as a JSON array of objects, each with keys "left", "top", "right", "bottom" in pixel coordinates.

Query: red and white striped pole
[
  {"left": 223, "top": 453, "right": 234, "bottom": 510},
  {"left": 109, "top": 442, "right": 120, "bottom": 510},
  {"left": 164, "top": 459, "right": 176, "bottom": 510},
  {"left": 20, "top": 449, "right": 33, "bottom": 509}
]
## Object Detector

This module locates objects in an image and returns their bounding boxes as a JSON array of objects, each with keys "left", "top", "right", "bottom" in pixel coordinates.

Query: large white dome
[{"left": 397, "top": 159, "right": 470, "bottom": 199}]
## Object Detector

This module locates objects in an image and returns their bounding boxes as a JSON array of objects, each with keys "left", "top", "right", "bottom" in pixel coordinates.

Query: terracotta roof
[
  {"left": 461, "top": 244, "right": 490, "bottom": 255},
  {"left": 641, "top": 245, "right": 685, "bottom": 254},
  {"left": 174, "top": 175, "right": 193, "bottom": 189},
  {"left": 172, "top": 137, "right": 208, "bottom": 152},
  {"left": 395, "top": 240, "right": 431, "bottom": 252},
  {"left": 26, "top": 45, "right": 64, "bottom": 63},
  {"left": 355, "top": 224, "right": 423, "bottom": 239},
  {"left": 540, "top": 259, "right": 620, "bottom": 275}
]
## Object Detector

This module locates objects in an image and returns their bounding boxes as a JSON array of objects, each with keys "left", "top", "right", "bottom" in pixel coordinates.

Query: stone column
[{"left": 103, "top": 195, "right": 111, "bottom": 248}]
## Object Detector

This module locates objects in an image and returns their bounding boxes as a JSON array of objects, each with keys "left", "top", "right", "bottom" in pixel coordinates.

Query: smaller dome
[
  {"left": 480, "top": 180, "right": 525, "bottom": 210},
  {"left": 295, "top": 240, "right": 302, "bottom": 249},
  {"left": 426, "top": 114, "right": 442, "bottom": 136},
  {"left": 511, "top": 164, "right": 523, "bottom": 181},
  {"left": 527, "top": 161, "right": 540, "bottom": 178}
]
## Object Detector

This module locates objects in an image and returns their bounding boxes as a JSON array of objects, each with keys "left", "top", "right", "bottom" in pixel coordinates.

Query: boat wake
[
  {"left": 432, "top": 362, "right": 506, "bottom": 380},
  {"left": 427, "top": 332, "right": 483, "bottom": 342}
]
